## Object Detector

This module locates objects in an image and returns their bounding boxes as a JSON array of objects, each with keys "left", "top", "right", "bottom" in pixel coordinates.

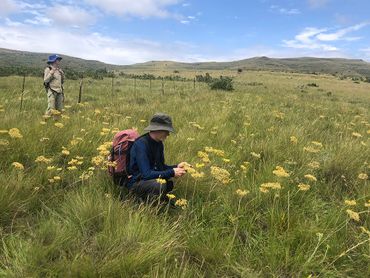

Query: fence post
[
  {"left": 19, "top": 74, "right": 26, "bottom": 111},
  {"left": 193, "top": 77, "right": 196, "bottom": 93},
  {"left": 78, "top": 76, "right": 83, "bottom": 103},
  {"left": 161, "top": 77, "right": 164, "bottom": 96},
  {"left": 111, "top": 75, "right": 114, "bottom": 96},
  {"left": 149, "top": 78, "right": 152, "bottom": 92}
]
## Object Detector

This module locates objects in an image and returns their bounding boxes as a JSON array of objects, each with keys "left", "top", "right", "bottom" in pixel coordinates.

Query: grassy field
[{"left": 0, "top": 71, "right": 369, "bottom": 277}]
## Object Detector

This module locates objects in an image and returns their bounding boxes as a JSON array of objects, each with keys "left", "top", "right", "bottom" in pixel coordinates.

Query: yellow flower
[
  {"left": 50, "top": 109, "right": 61, "bottom": 116},
  {"left": 67, "top": 166, "right": 77, "bottom": 171},
  {"left": 0, "top": 129, "right": 8, "bottom": 134},
  {"left": 236, "top": 189, "right": 249, "bottom": 197},
  {"left": 54, "top": 123, "right": 64, "bottom": 128},
  {"left": 175, "top": 198, "right": 188, "bottom": 209},
  {"left": 204, "top": 147, "right": 225, "bottom": 157},
  {"left": 260, "top": 187, "right": 269, "bottom": 193},
  {"left": 297, "top": 183, "right": 310, "bottom": 191},
  {"left": 12, "top": 162, "right": 24, "bottom": 170},
  {"left": 187, "top": 137, "right": 195, "bottom": 141},
  {"left": 91, "top": 156, "right": 104, "bottom": 166},
  {"left": 156, "top": 178, "right": 167, "bottom": 185},
  {"left": 35, "top": 156, "right": 53, "bottom": 164},
  {"left": 304, "top": 174, "right": 317, "bottom": 182},
  {"left": 352, "top": 132, "right": 362, "bottom": 138},
  {"left": 166, "top": 194, "right": 176, "bottom": 200},
  {"left": 344, "top": 200, "right": 356, "bottom": 206},
  {"left": 303, "top": 146, "right": 320, "bottom": 153},
  {"left": 195, "top": 163, "right": 205, "bottom": 168},
  {"left": 290, "top": 136, "right": 298, "bottom": 144},
  {"left": 140, "top": 119, "right": 146, "bottom": 123},
  {"left": 0, "top": 139, "right": 9, "bottom": 146},
  {"left": 358, "top": 173, "right": 368, "bottom": 180},
  {"left": 191, "top": 172, "right": 205, "bottom": 178},
  {"left": 250, "top": 152, "right": 261, "bottom": 159},
  {"left": 211, "top": 166, "right": 231, "bottom": 184},
  {"left": 61, "top": 149, "right": 70, "bottom": 156},
  {"left": 346, "top": 209, "right": 360, "bottom": 222},
  {"left": 307, "top": 161, "right": 320, "bottom": 169},
  {"left": 40, "top": 137, "right": 49, "bottom": 142},
  {"left": 53, "top": 176, "right": 61, "bottom": 181},
  {"left": 40, "top": 121, "right": 47, "bottom": 125},
  {"left": 311, "top": 141, "right": 323, "bottom": 148},
  {"left": 272, "top": 166, "right": 290, "bottom": 178},
  {"left": 47, "top": 166, "right": 56, "bottom": 171},
  {"left": 260, "top": 182, "right": 282, "bottom": 190},
  {"left": 223, "top": 158, "right": 231, "bottom": 163},
  {"left": 8, "top": 128, "right": 23, "bottom": 139}
]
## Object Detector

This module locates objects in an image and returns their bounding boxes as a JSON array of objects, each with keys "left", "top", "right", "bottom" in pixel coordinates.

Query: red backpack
[{"left": 108, "top": 129, "right": 139, "bottom": 184}]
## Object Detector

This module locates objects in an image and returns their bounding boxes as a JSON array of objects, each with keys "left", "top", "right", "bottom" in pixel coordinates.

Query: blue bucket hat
[{"left": 47, "top": 54, "right": 62, "bottom": 64}]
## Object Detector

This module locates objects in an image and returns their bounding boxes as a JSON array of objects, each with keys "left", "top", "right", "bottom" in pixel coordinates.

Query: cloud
[
  {"left": 316, "top": 22, "right": 369, "bottom": 41},
  {"left": 0, "top": 24, "right": 205, "bottom": 64},
  {"left": 270, "top": 5, "right": 301, "bottom": 15},
  {"left": 283, "top": 23, "right": 369, "bottom": 52},
  {"left": 0, "top": 0, "right": 19, "bottom": 16},
  {"left": 48, "top": 5, "right": 97, "bottom": 27},
  {"left": 83, "top": 0, "right": 182, "bottom": 19},
  {"left": 308, "top": 0, "right": 330, "bottom": 8}
]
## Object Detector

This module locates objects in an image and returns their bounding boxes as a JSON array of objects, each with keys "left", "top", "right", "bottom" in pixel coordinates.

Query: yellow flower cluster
[
  {"left": 189, "top": 122, "right": 204, "bottom": 130},
  {"left": 8, "top": 128, "right": 23, "bottom": 139},
  {"left": 344, "top": 200, "right": 356, "bottom": 206},
  {"left": 297, "top": 183, "right": 310, "bottom": 191},
  {"left": 351, "top": 132, "right": 362, "bottom": 138},
  {"left": 61, "top": 146, "right": 70, "bottom": 156},
  {"left": 304, "top": 174, "right": 317, "bottom": 182},
  {"left": 204, "top": 147, "right": 225, "bottom": 157},
  {"left": 260, "top": 182, "right": 282, "bottom": 193},
  {"left": 0, "top": 139, "right": 10, "bottom": 146},
  {"left": 166, "top": 193, "right": 176, "bottom": 200},
  {"left": 183, "top": 164, "right": 204, "bottom": 179},
  {"left": 290, "top": 136, "right": 298, "bottom": 144},
  {"left": 346, "top": 209, "right": 360, "bottom": 222},
  {"left": 303, "top": 141, "right": 323, "bottom": 153},
  {"left": 12, "top": 162, "right": 24, "bottom": 170},
  {"left": 79, "top": 170, "right": 94, "bottom": 181},
  {"left": 175, "top": 198, "right": 188, "bottom": 209},
  {"left": 100, "top": 128, "right": 110, "bottom": 136},
  {"left": 307, "top": 161, "right": 320, "bottom": 169},
  {"left": 240, "top": 161, "right": 250, "bottom": 172},
  {"left": 272, "top": 166, "right": 290, "bottom": 178},
  {"left": 48, "top": 176, "right": 61, "bottom": 183},
  {"left": 358, "top": 173, "right": 368, "bottom": 180},
  {"left": 35, "top": 156, "right": 53, "bottom": 164},
  {"left": 250, "top": 152, "right": 261, "bottom": 159},
  {"left": 236, "top": 189, "right": 249, "bottom": 197},
  {"left": 197, "top": 151, "right": 211, "bottom": 163},
  {"left": 156, "top": 178, "right": 167, "bottom": 185},
  {"left": 210, "top": 166, "right": 231, "bottom": 184},
  {"left": 54, "top": 123, "right": 64, "bottom": 128}
]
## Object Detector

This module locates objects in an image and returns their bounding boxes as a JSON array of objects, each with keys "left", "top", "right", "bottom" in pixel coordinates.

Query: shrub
[{"left": 209, "top": 76, "right": 234, "bottom": 91}]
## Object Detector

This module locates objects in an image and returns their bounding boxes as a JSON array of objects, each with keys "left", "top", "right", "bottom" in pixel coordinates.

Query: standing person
[
  {"left": 44, "top": 54, "right": 64, "bottom": 116},
  {"left": 127, "top": 113, "right": 188, "bottom": 203}
]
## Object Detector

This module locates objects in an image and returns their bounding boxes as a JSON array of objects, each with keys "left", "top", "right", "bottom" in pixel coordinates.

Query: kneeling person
[{"left": 127, "top": 113, "right": 187, "bottom": 202}]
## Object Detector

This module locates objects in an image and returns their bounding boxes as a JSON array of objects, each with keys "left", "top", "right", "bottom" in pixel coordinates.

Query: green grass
[{"left": 0, "top": 71, "right": 369, "bottom": 277}]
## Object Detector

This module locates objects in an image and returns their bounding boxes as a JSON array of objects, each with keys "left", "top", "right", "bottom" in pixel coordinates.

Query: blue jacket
[{"left": 127, "top": 133, "right": 175, "bottom": 188}]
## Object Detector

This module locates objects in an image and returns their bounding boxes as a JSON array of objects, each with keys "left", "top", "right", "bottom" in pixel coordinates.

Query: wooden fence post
[
  {"left": 19, "top": 74, "right": 26, "bottom": 111},
  {"left": 78, "top": 76, "right": 83, "bottom": 103}
]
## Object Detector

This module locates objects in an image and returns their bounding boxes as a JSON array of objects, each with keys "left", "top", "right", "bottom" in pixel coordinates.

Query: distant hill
[{"left": 1, "top": 48, "right": 370, "bottom": 78}]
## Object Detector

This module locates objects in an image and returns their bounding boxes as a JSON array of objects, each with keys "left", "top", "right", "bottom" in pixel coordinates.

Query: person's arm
[
  {"left": 44, "top": 67, "right": 54, "bottom": 83},
  {"left": 136, "top": 142, "right": 174, "bottom": 180}
]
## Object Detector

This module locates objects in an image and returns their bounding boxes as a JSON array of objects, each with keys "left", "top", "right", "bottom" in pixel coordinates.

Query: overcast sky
[{"left": 0, "top": 0, "right": 369, "bottom": 64}]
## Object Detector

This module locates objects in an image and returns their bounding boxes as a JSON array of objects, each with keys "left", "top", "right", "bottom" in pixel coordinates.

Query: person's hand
[
  {"left": 174, "top": 167, "right": 186, "bottom": 177},
  {"left": 178, "top": 162, "right": 191, "bottom": 168}
]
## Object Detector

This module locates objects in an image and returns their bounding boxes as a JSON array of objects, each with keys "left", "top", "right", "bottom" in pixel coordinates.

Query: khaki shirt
[{"left": 44, "top": 66, "right": 64, "bottom": 93}]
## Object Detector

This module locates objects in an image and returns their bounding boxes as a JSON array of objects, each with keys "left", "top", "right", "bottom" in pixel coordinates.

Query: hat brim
[
  {"left": 144, "top": 124, "right": 175, "bottom": 133},
  {"left": 47, "top": 57, "right": 62, "bottom": 64}
]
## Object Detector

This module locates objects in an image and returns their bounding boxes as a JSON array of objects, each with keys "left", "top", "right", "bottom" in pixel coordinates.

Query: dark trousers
[{"left": 129, "top": 179, "right": 174, "bottom": 203}]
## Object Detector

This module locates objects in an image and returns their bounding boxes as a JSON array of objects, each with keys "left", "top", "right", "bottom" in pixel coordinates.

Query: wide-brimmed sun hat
[
  {"left": 47, "top": 54, "right": 62, "bottom": 64},
  {"left": 144, "top": 113, "right": 175, "bottom": 133}
]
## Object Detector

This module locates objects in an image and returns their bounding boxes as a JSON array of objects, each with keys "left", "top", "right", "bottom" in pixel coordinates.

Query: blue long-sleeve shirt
[{"left": 127, "top": 133, "right": 176, "bottom": 188}]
